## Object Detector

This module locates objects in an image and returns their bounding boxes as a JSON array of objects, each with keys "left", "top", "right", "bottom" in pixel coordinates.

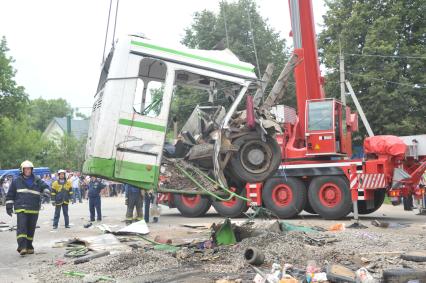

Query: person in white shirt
[{"left": 70, "top": 172, "right": 82, "bottom": 203}]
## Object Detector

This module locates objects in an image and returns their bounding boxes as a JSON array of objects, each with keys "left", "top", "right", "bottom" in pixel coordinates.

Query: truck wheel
[
  {"left": 358, "top": 189, "right": 386, "bottom": 215},
  {"left": 228, "top": 133, "right": 281, "bottom": 183},
  {"left": 173, "top": 194, "right": 211, "bottom": 217},
  {"left": 382, "top": 269, "right": 426, "bottom": 282},
  {"left": 304, "top": 198, "right": 317, "bottom": 214},
  {"left": 212, "top": 188, "right": 249, "bottom": 218},
  {"left": 262, "top": 177, "right": 307, "bottom": 219},
  {"left": 308, "top": 176, "right": 352, "bottom": 220}
]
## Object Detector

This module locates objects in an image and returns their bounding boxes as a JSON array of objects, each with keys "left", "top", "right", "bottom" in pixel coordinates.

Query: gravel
[{"left": 37, "top": 222, "right": 426, "bottom": 282}]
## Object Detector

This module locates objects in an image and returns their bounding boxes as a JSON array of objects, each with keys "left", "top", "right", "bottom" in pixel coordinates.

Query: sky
[{"left": 0, "top": 0, "right": 326, "bottom": 116}]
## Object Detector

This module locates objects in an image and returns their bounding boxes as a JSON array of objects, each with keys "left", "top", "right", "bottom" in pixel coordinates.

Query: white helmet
[
  {"left": 20, "top": 160, "right": 34, "bottom": 172},
  {"left": 57, "top": 169, "right": 66, "bottom": 174}
]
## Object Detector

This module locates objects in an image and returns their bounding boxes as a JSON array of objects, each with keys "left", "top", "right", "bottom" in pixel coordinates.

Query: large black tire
[
  {"left": 382, "top": 269, "right": 426, "bottom": 282},
  {"left": 308, "top": 176, "right": 352, "bottom": 220},
  {"left": 212, "top": 188, "right": 249, "bottom": 218},
  {"left": 173, "top": 194, "right": 212, "bottom": 217},
  {"left": 262, "top": 177, "right": 307, "bottom": 219},
  {"left": 228, "top": 133, "right": 281, "bottom": 183},
  {"left": 401, "top": 251, "right": 426, "bottom": 262},
  {"left": 357, "top": 189, "right": 386, "bottom": 215}
]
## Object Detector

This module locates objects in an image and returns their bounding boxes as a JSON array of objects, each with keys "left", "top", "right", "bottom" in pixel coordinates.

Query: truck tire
[
  {"left": 228, "top": 133, "right": 281, "bottom": 183},
  {"left": 382, "top": 268, "right": 426, "bottom": 282},
  {"left": 401, "top": 251, "right": 426, "bottom": 262},
  {"left": 262, "top": 177, "right": 307, "bottom": 219},
  {"left": 308, "top": 176, "right": 352, "bottom": 220},
  {"left": 173, "top": 194, "right": 211, "bottom": 217},
  {"left": 212, "top": 188, "right": 249, "bottom": 218},
  {"left": 358, "top": 189, "right": 386, "bottom": 215}
]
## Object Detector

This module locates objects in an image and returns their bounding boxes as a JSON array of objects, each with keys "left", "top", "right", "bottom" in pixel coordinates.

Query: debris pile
[{"left": 37, "top": 219, "right": 426, "bottom": 282}]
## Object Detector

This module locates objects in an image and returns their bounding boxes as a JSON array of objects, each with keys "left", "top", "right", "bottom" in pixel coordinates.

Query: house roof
[{"left": 53, "top": 117, "right": 89, "bottom": 139}]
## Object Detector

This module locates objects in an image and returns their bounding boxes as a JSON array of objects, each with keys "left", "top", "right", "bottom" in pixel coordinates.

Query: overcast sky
[{"left": 0, "top": 0, "right": 326, "bottom": 116}]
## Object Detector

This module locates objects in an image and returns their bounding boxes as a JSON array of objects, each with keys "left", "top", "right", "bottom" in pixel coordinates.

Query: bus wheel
[
  {"left": 308, "top": 176, "right": 352, "bottom": 220},
  {"left": 173, "top": 194, "right": 211, "bottom": 217},
  {"left": 262, "top": 177, "right": 307, "bottom": 219},
  {"left": 212, "top": 188, "right": 249, "bottom": 218}
]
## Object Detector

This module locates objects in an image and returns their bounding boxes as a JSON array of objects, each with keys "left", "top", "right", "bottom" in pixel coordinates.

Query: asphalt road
[{"left": 0, "top": 196, "right": 425, "bottom": 282}]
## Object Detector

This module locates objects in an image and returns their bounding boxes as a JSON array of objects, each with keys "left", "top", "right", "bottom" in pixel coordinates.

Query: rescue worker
[
  {"left": 88, "top": 176, "right": 106, "bottom": 222},
  {"left": 124, "top": 184, "right": 143, "bottom": 224},
  {"left": 5, "top": 160, "right": 50, "bottom": 255},
  {"left": 51, "top": 170, "right": 73, "bottom": 229}
]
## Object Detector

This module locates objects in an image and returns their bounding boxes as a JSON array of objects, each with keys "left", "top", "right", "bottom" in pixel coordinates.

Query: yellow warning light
[{"left": 314, "top": 144, "right": 320, "bottom": 150}]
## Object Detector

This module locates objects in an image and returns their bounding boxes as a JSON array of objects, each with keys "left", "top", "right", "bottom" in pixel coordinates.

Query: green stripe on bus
[
  {"left": 131, "top": 40, "right": 254, "bottom": 73},
  {"left": 119, "top": 118, "right": 165, "bottom": 132}
]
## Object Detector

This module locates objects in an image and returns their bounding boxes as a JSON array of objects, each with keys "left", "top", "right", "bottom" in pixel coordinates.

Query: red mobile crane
[{"left": 160, "top": 0, "right": 426, "bottom": 219}]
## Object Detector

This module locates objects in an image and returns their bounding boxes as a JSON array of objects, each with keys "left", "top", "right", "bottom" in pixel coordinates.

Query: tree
[
  {"left": 38, "top": 134, "right": 87, "bottom": 172},
  {"left": 0, "top": 117, "right": 43, "bottom": 168},
  {"left": 176, "top": 0, "right": 291, "bottom": 128},
  {"left": 0, "top": 37, "right": 28, "bottom": 119},
  {"left": 28, "top": 98, "right": 74, "bottom": 131},
  {"left": 318, "top": 0, "right": 426, "bottom": 136}
]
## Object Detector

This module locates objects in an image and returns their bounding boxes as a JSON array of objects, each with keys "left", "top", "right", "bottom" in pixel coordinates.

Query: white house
[{"left": 42, "top": 117, "right": 89, "bottom": 141}]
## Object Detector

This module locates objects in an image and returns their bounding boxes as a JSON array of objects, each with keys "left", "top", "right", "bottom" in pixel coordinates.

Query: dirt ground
[{"left": 1, "top": 196, "right": 426, "bottom": 283}]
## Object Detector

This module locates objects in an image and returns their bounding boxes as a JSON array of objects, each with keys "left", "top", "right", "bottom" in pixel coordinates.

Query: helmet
[
  {"left": 20, "top": 160, "right": 34, "bottom": 172},
  {"left": 58, "top": 169, "right": 66, "bottom": 174}
]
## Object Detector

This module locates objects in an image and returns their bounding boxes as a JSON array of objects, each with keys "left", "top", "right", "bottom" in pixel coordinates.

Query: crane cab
[{"left": 305, "top": 99, "right": 356, "bottom": 157}]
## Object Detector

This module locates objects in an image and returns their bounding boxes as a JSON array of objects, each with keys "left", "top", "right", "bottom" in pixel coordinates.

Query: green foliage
[
  {"left": 39, "top": 134, "right": 87, "bottom": 172},
  {"left": 0, "top": 117, "right": 43, "bottom": 168},
  {"left": 177, "top": 0, "right": 291, "bottom": 128},
  {"left": 0, "top": 37, "right": 28, "bottom": 119},
  {"left": 28, "top": 98, "right": 74, "bottom": 131},
  {"left": 182, "top": 0, "right": 288, "bottom": 75},
  {"left": 319, "top": 0, "right": 426, "bottom": 136}
]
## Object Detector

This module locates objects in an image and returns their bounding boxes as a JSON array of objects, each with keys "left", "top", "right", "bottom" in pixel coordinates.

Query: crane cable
[
  {"left": 246, "top": 3, "right": 262, "bottom": 79},
  {"left": 101, "top": 0, "right": 120, "bottom": 64},
  {"left": 101, "top": 0, "right": 113, "bottom": 64}
]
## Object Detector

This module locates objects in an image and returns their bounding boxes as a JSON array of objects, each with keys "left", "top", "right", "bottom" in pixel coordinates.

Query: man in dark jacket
[
  {"left": 124, "top": 184, "right": 144, "bottom": 224},
  {"left": 5, "top": 160, "right": 50, "bottom": 255},
  {"left": 51, "top": 170, "right": 73, "bottom": 229},
  {"left": 88, "top": 176, "right": 106, "bottom": 221}
]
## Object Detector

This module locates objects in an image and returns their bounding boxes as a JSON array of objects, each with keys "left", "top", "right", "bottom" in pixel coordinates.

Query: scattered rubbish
[
  {"left": 64, "top": 244, "right": 89, "bottom": 258},
  {"left": 80, "top": 234, "right": 130, "bottom": 253},
  {"left": 356, "top": 267, "right": 375, "bottom": 282},
  {"left": 359, "top": 251, "right": 403, "bottom": 256},
  {"left": 213, "top": 218, "right": 237, "bottom": 245},
  {"left": 182, "top": 223, "right": 210, "bottom": 229},
  {"left": 251, "top": 264, "right": 282, "bottom": 283},
  {"left": 154, "top": 235, "right": 172, "bottom": 244},
  {"left": 74, "top": 251, "right": 110, "bottom": 264},
  {"left": 115, "top": 220, "right": 149, "bottom": 235},
  {"left": 63, "top": 271, "right": 114, "bottom": 281},
  {"left": 371, "top": 220, "right": 410, "bottom": 229},
  {"left": 326, "top": 264, "right": 356, "bottom": 283},
  {"left": 347, "top": 222, "right": 368, "bottom": 229},
  {"left": 281, "top": 222, "right": 318, "bottom": 233},
  {"left": 138, "top": 235, "right": 180, "bottom": 253},
  {"left": 267, "top": 221, "right": 282, "bottom": 233},
  {"left": 196, "top": 239, "right": 214, "bottom": 250},
  {"left": 84, "top": 222, "right": 93, "bottom": 228},
  {"left": 216, "top": 279, "right": 242, "bottom": 283},
  {"left": 312, "top": 272, "right": 328, "bottom": 282},
  {"left": 360, "top": 257, "right": 371, "bottom": 264},
  {"left": 55, "top": 258, "right": 66, "bottom": 266},
  {"left": 244, "top": 247, "right": 265, "bottom": 266},
  {"left": 328, "top": 223, "right": 346, "bottom": 232},
  {"left": 401, "top": 251, "right": 426, "bottom": 262},
  {"left": 306, "top": 260, "right": 321, "bottom": 283}
]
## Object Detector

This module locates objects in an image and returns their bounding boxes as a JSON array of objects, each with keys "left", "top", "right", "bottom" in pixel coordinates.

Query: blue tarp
[{"left": 0, "top": 167, "right": 51, "bottom": 179}]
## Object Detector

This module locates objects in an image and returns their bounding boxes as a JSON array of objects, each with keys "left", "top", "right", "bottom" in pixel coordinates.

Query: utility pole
[{"left": 339, "top": 38, "right": 346, "bottom": 106}]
